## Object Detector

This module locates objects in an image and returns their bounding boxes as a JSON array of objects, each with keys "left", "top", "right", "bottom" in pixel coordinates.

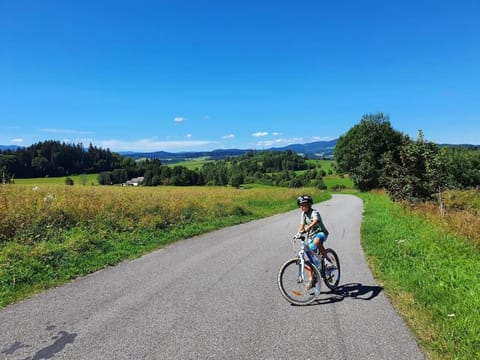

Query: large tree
[
  {"left": 381, "top": 131, "right": 445, "bottom": 202},
  {"left": 334, "top": 113, "right": 404, "bottom": 191}
]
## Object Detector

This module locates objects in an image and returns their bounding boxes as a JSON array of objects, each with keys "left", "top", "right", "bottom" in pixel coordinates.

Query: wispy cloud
[
  {"left": 11, "top": 138, "right": 24, "bottom": 143},
  {"left": 97, "top": 137, "right": 218, "bottom": 152},
  {"left": 252, "top": 132, "right": 268, "bottom": 137},
  {"left": 222, "top": 134, "right": 235, "bottom": 140},
  {"left": 255, "top": 136, "right": 333, "bottom": 148},
  {"left": 174, "top": 117, "right": 186, "bottom": 123}
]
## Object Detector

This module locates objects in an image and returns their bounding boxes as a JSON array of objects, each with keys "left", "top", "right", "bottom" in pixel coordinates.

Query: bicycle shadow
[{"left": 311, "top": 283, "right": 384, "bottom": 305}]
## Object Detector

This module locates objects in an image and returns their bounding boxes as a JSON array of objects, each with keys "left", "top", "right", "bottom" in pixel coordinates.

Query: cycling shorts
[{"left": 314, "top": 232, "right": 327, "bottom": 243}]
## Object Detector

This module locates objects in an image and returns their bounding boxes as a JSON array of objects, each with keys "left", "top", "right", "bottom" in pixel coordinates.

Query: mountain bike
[{"left": 277, "top": 234, "right": 341, "bottom": 306}]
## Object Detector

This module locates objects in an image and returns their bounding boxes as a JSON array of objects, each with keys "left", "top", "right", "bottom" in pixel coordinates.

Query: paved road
[{"left": 0, "top": 194, "right": 425, "bottom": 359}]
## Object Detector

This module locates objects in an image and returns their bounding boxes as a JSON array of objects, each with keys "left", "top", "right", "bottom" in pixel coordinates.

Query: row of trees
[
  {"left": 97, "top": 150, "right": 329, "bottom": 188},
  {"left": 335, "top": 113, "right": 480, "bottom": 202}
]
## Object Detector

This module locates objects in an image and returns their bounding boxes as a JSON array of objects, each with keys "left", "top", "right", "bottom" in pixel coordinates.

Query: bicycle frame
[{"left": 292, "top": 235, "right": 321, "bottom": 283}]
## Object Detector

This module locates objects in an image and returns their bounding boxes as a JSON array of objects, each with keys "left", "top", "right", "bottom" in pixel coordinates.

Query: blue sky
[{"left": 1, "top": 1, "right": 479, "bottom": 152}]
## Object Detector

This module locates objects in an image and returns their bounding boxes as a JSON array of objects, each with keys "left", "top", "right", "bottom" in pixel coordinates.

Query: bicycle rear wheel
[
  {"left": 322, "top": 248, "right": 340, "bottom": 290},
  {"left": 277, "top": 258, "right": 321, "bottom": 306}
]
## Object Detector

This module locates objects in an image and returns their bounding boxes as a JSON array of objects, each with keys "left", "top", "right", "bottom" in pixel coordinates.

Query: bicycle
[{"left": 277, "top": 234, "right": 341, "bottom": 305}]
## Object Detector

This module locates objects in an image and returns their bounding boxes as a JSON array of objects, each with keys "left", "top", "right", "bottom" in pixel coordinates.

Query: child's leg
[{"left": 313, "top": 232, "right": 327, "bottom": 258}]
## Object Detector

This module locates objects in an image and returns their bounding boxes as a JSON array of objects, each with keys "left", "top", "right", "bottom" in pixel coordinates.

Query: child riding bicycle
[{"left": 295, "top": 194, "right": 333, "bottom": 289}]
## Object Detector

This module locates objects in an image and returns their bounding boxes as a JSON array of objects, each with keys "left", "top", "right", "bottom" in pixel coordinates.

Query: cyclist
[{"left": 295, "top": 194, "right": 333, "bottom": 289}]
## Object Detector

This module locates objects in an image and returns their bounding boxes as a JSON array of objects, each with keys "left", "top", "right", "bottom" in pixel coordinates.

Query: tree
[
  {"left": 381, "top": 131, "right": 445, "bottom": 202},
  {"left": 31, "top": 156, "right": 49, "bottom": 176},
  {"left": 229, "top": 170, "right": 244, "bottom": 188},
  {"left": 334, "top": 113, "right": 404, "bottom": 191},
  {"left": 97, "top": 172, "right": 112, "bottom": 185},
  {"left": 439, "top": 147, "right": 480, "bottom": 189}
]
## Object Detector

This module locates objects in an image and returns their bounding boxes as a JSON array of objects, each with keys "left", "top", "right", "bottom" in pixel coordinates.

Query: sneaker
[{"left": 324, "top": 268, "right": 334, "bottom": 281}]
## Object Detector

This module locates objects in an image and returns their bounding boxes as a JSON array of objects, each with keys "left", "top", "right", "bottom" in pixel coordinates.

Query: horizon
[
  {"left": 2, "top": 137, "right": 479, "bottom": 156},
  {"left": 2, "top": 1, "right": 479, "bottom": 152}
]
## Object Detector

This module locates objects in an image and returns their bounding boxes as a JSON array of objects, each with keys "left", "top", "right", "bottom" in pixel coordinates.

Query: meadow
[{"left": 14, "top": 173, "right": 99, "bottom": 186}]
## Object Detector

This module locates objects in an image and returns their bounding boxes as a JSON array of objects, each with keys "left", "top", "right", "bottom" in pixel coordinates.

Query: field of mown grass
[
  {"left": 0, "top": 184, "right": 328, "bottom": 308},
  {"left": 165, "top": 157, "right": 214, "bottom": 170},
  {"left": 359, "top": 191, "right": 480, "bottom": 359},
  {"left": 14, "top": 173, "right": 99, "bottom": 186}
]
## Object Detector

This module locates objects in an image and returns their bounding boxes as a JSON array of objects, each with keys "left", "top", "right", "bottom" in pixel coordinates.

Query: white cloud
[
  {"left": 252, "top": 132, "right": 268, "bottom": 137},
  {"left": 222, "top": 134, "right": 235, "bottom": 140},
  {"left": 256, "top": 136, "right": 334, "bottom": 148},
  {"left": 11, "top": 138, "right": 24, "bottom": 143},
  {"left": 97, "top": 137, "right": 218, "bottom": 152},
  {"left": 272, "top": 132, "right": 282, "bottom": 136},
  {"left": 186, "top": 134, "right": 192, "bottom": 138},
  {"left": 174, "top": 117, "right": 186, "bottom": 123},
  {"left": 256, "top": 137, "right": 301, "bottom": 148}
]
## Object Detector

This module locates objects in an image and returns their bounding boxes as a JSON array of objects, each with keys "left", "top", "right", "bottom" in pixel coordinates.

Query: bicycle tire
[
  {"left": 277, "top": 258, "right": 321, "bottom": 306},
  {"left": 322, "top": 248, "right": 340, "bottom": 290}
]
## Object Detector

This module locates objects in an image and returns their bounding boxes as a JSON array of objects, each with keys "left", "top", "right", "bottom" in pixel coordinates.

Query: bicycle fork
[{"left": 297, "top": 250, "right": 306, "bottom": 283}]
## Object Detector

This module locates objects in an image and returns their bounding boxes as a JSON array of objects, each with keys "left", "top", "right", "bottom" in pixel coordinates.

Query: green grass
[
  {"left": 359, "top": 192, "right": 480, "bottom": 359},
  {"left": 323, "top": 176, "right": 354, "bottom": 190},
  {"left": 166, "top": 157, "right": 214, "bottom": 170},
  {"left": 306, "top": 158, "right": 336, "bottom": 170},
  {"left": 14, "top": 173, "right": 99, "bottom": 186}
]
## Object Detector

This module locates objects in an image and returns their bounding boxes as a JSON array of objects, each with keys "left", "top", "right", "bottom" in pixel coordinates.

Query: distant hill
[
  {"left": 120, "top": 139, "right": 338, "bottom": 163},
  {"left": 0, "top": 145, "right": 22, "bottom": 151},
  {"left": 270, "top": 139, "right": 338, "bottom": 158}
]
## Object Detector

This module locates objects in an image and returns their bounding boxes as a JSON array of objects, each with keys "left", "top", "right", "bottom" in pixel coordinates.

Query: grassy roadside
[
  {"left": 0, "top": 184, "right": 329, "bottom": 308},
  {"left": 358, "top": 192, "right": 480, "bottom": 359}
]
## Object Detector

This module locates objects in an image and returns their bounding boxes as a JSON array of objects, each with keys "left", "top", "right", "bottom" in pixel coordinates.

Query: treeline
[
  {"left": 335, "top": 113, "right": 480, "bottom": 202},
  {"left": 1, "top": 142, "right": 331, "bottom": 188},
  {"left": 100, "top": 150, "right": 330, "bottom": 188},
  {"left": 0, "top": 141, "right": 126, "bottom": 179}
]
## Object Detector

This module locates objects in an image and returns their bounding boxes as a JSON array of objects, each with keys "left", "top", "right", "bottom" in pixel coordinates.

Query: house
[{"left": 125, "top": 177, "right": 144, "bottom": 186}]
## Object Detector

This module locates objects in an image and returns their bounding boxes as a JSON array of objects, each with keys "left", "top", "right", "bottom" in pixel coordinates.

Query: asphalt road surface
[{"left": 0, "top": 194, "right": 426, "bottom": 359}]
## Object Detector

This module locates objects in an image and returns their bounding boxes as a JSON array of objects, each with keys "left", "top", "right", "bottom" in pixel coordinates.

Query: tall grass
[
  {"left": 359, "top": 191, "right": 480, "bottom": 359},
  {"left": 0, "top": 184, "right": 328, "bottom": 308},
  {"left": 411, "top": 189, "right": 480, "bottom": 250}
]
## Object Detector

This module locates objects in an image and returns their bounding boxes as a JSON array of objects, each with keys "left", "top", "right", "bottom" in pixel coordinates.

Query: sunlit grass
[
  {"left": 359, "top": 191, "right": 480, "bottom": 359},
  {"left": 14, "top": 173, "right": 99, "bottom": 186},
  {"left": 166, "top": 157, "right": 214, "bottom": 169}
]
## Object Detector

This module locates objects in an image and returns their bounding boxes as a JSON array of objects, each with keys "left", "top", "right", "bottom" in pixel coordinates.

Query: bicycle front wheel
[
  {"left": 322, "top": 248, "right": 341, "bottom": 290},
  {"left": 277, "top": 258, "right": 321, "bottom": 306}
]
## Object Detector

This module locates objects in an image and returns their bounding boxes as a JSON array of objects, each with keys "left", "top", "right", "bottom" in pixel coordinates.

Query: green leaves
[{"left": 334, "top": 113, "right": 404, "bottom": 192}]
